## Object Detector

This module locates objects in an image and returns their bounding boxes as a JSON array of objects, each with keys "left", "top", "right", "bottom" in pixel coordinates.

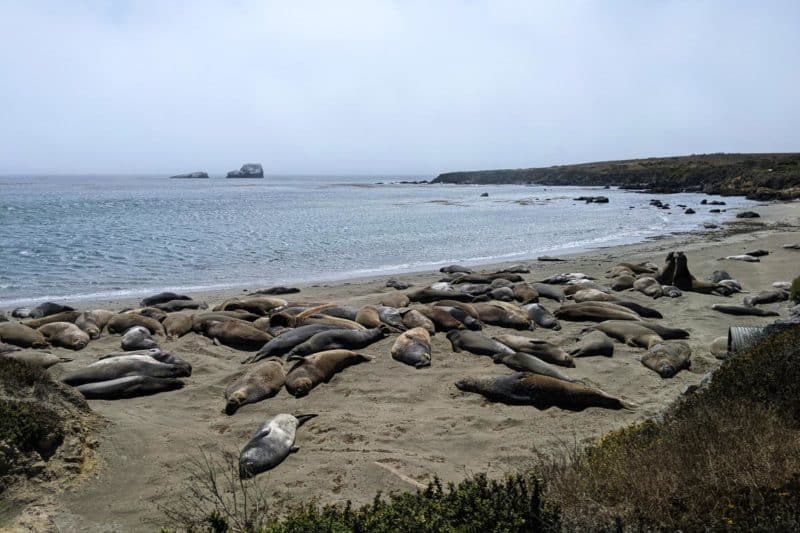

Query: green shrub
[{"left": 791, "top": 276, "right": 800, "bottom": 303}]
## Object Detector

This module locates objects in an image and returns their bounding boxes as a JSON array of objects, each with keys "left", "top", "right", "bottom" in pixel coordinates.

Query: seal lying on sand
[
  {"left": 492, "top": 334, "right": 574, "bottom": 367},
  {"left": 570, "top": 330, "right": 614, "bottom": 357},
  {"left": 284, "top": 350, "right": 372, "bottom": 396},
  {"left": 455, "top": 373, "right": 631, "bottom": 411},
  {"left": 447, "top": 330, "right": 514, "bottom": 357},
  {"left": 286, "top": 328, "right": 385, "bottom": 357},
  {"left": 29, "top": 302, "right": 75, "bottom": 319},
  {"left": 141, "top": 292, "right": 192, "bottom": 307},
  {"left": 0, "top": 322, "right": 48, "bottom": 348},
  {"left": 473, "top": 302, "right": 530, "bottom": 330},
  {"left": 744, "top": 289, "right": 789, "bottom": 307},
  {"left": 108, "top": 313, "right": 165, "bottom": 336},
  {"left": 121, "top": 326, "right": 158, "bottom": 351},
  {"left": 531, "top": 283, "right": 566, "bottom": 303},
  {"left": 62, "top": 354, "right": 191, "bottom": 386},
  {"left": 587, "top": 321, "right": 663, "bottom": 349},
  {"left": 711, "top": 304, "right": 780, "bottom": 317},
  {"left": 522, "top": 303, "right": 561, "bottom": 330},
  {"left": 492, "top": 352, "right": 577, "bottom": 382},
  {"left": 0, "top": 350, "right": 71, "bottom": 368},
  {"left": 239, "top": 413, "right": 317, "bottom": 479},
  {"left": 75, "top": 310, "right": 114, "bottom": 339},
  {"left": 380, "top": 292, "right": 410, "bottom": 308},
  {"left": 555, "top": 302, "right": 641, "bottom": 322},
  {"left": 76, "top": 375, "right": 185, "bottom": 400},
  {"left": 38, "top": 322, "right": 89, "bottom": 350},
  {"left": 402, "top": 310, "right": 435, "bottom": 335},
  {"left": 224, "top": 358, "right": 286, "bottom": 414},
  {"left": 200, "top": 320, "right": 272, "bottom": 351},
  {"left": 391, "top": 327, "right": 432, "bottom": 368},
  {"left": 244, "top": 324, "right": 342, "bottom": 363},
  {"left": 640, "top": 342, "right": 691, "bottom": 378}
]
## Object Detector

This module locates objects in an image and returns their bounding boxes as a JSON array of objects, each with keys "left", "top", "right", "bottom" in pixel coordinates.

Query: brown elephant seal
[
  {"left": 587, "top": 322, "right": 663, "bottom": 348},
  {"left": 386, "top": 279, "right": 413, "bottom": 290},
  {"left": 38, "top": 322, "right": 90, "bottom": 350},
  {"left": 554, "top": 302, "right": 641, "bottom": 322},
  {"left": 391, "top": 328, "right": 432, "bottom": 368},
  {"left": 531, "top": 283, "right": 566, "bottom": 303},
  {"left": 540, "top": 273, "right": 592, "bottom": 284},
  {"left": 407, "top": 288, "right": 474, "bottom": 303},
  {"left": 440, "top": 265, "right": 472, "bottom": 274},
  {"left": 224, "top": 358, "right": 286, "bottom": 415},
  {"left": 191, "top": 314, "right": 251, "bottom": 333},
  {"left": 446, "top": 330, "right": 514, "bottom": 357},
  {"left": 522, "top": 303, "right": 561, "bottom": 330},
  {"left": 492, "top": 352, "right": 577, "bottom": 382},
  {"left": 136, "top": 307, "right": 169, "bottom": 322},
  {"left": 402, "top": 309, "right": 435, "bottom": 335},
  {"left": 244, "top": 324, "right": 343, "bottom": 363},
  {"left": 380, "top": 292, "right": 410, "bottom": 308},
  {"left": 153, "top": 299, "right": 208, "bottom": 312},
  {"left": 512, "top": 282, "right": 539, "bottom": 304},
  {"left": 633, "top": 277, "right": 663, "bottom": 298},
  {"left": 490, "top": 278, "right": 514, "bottom": 289},
  {"left": 420, "top": 306, "right": 466, "bottom": 331},
  {"left": 0, "top": 322, "right": 49, "bottom": 348},
  {"left": 107, "top": 313, "right": 165, "bottom": 336},
  {"left": 486, "top": 287, "right": 515, "bottom": 302},
  {"left": 355, "top": 305, "right": 382, "bottom": 328},
  {"left": 473, "top": 301, "right": 530, "bottom": 330},
  {"left": 121, "top": 326, "right": 158, "bottom": 351},
  {"left": 640, "top": 342, "right": 691, "bottom": 378},
  {"left": 455, "top": 373, "right": 631, "bottom": 411},
  {"left": 253, "top": 286, "right": 301, "bottom": 295},
  {"left": 744, "top": 289, "right": 789, "bottom": 307},
  {"left": 434, "top": 300, "right": 480, "bottom": 318},
  {"left": 75, "top": 310, "right": 114, "bottom": 339},
  {"left": 573, "top": 289, "right": 618, "bottom": 303},
  {"left": 163, "top": 313, "right": 194, "bottom": 338},
  {"left": 618, "top": 262, "right": 658, "bottom": 275},
  {"left": 570, "top": 330, "right": 614, "bottom": 357},
  {"left": 657, "top": 252, "right": 676, "bottom": 284},
  {"left": 499, "top": 264, "right": 531, "bottom": 274},
  {"left": 285, "top": 350, "right": 372, "bottom": 396},
  {"left": 711, "top": 304, "right": 779, "bottom": 317},
  {"left": 564, "top": 281, "right": 610, "bottom": 296},
  {"left": 493, "top": 334, "right": 574, "bottom": 367},
  {"left": 611, "top": 275, "right": 636, "bottom": 291},
  {"left": 213, "top": 297, "right": 288, "bottom": 316},
  {"left": 433, "top": 306, "right": 482, "bottom": 330},
  {"left": 76, "top": 375, "right": 185, "bottom": 400},
  {"left": 1, "top": 350, "right": 71, "bottom": 368},
  {"left": 141, "top": 292, "right": 192, "bottom": 307},
  {"left": 62, "top": 355, "right": 191, "bottom": 386},
  {"left": 201, "top": 320, "right": 272, "bottom": 351},
  {"left": 29, "top": 302, "right": 75, "bottom": 319},
  {"left": 22, "top": 311, "right": 82, "bottom": 329},
  {"left": 286, "top": 328, "right": 386, "bottom": 357},
  {"left": 239, "top": 413, "right": 317, "bottom": 479}
]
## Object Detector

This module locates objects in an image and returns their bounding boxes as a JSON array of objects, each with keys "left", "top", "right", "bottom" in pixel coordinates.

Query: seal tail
[{"left": 295, "top": 413, "right": 318, "bottom": 427}]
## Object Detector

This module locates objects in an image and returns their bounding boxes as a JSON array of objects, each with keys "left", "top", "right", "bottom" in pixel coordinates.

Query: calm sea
[{"left": 0, "top": 174, "right": 753, "bottom": 306}]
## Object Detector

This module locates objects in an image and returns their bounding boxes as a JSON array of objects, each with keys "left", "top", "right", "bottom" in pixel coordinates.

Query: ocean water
[{"left": 0, "top": 174, "right": 753, "bottom": 306}]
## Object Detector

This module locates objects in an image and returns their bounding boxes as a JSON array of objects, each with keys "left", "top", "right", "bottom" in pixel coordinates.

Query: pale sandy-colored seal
[
  {"left": 711, "top": 304, "right": 779, "bottom": 317},
  {"left": 554, "top": 302, "right": 641, "bottom": 322},
  {"left": 0, "top": 322, "right": 49, "bottom": 348},
  {"left": 391, "top": 327, "right": 432, "bottom": 368},
  {"left": 473, "top": 301, "right": 530, "bottom": 330},
  {"left": 121, "top": 326, "right": 158, "bottom": 351},
  {"left": 587, "top": 321, "right": 663, "bottom": 349},
  {"left": 492, "top": 352, "right": 577, "bottom": 382},
  {"left": 401, "top": 309, "right": 435, "bottom": 335},
  {"left": 640, "top": 342, "right": 691, "bottom": 378},
  {"left": 75, "top": 310, "right": 114, "bottom": 339},
  {"left": 200, "top": 320, "right": 273, "bottom": 351},
  {"left": 37, "top": 322, "right": 90, "bottom": 350},
  {"left": 224, "top": 357, "right": 286, "bottom": 414},
  {"left": 380, "top": 292, "right": 410, "bottom": 308}
]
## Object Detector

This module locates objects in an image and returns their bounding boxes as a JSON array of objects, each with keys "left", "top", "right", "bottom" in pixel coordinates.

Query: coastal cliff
[{"left": 432, "top": 153, "right": 800, "bottom": 200}]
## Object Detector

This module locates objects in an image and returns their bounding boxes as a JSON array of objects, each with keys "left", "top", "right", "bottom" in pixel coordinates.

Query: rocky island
[
  {"left": 432, "top": 153, "right": 800, "bottom": 200},
  {"left": 226, "top": 163, "right": 264, "bottom": 178},
  {"left": 169, "top": 171, "right": 209, "bottom": 179}
]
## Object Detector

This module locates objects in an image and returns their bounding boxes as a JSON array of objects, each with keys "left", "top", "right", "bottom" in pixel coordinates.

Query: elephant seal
[
  {"left": 661, "top": 285, "right": 682, "bottom": 298},
  {"left": 97, "top": 350, "right": 191, "bottom": 372},
  {"left": 634, "top": 321, "right": 689, "bottom": 340},
  {"left": 588, "top": 322, "right": 663, "bottom": 348},
  {"left": 446, "top": 330, "right": 514, "bottom": 357},
  {"left": 522, "top": 303, "right": 561, "bottom": 330},
  {"left": 244, "top": 324, "right": 343, "bottom": 362},
  {"left": 0, "top": 350, "right": 71, "bottom": 368},
  {"left": 492, "top": 352, "right": 577, "bottom": 382},
  {"left": 633, "top": 277, "right": 663, "bottom": 298},
  {"left": 38, "top": 322, "right": 90, "bottom": 350},
  {"left": 618, "top": 262, "right": 658, "bottom": 275},
  {"left": 239, "top": 413, "right": 317, "bottom": 479},
  {"left": 723, "top": 255, "right": 760, "bottom": 262},
  {"left": 163, "top": 313, "right": 194, "bottom": 338},
  {"left": 455, "top": 373, "right": 631, "bottom": 411},
  {"left": 570, "top": 330, "right": 614, "bottom": 357},
  {"left": 613, "top": 301, "right": 662, "bottom": 319},
  {"left": 0, "top": 342, "right": 21, "bottom": 355},
  {"left": 22, "top": 311, "right": 82, "bottom": 329},
  {"left": 554, "top": 302, "right": 641, "bottom": 322},
  {"left": 76, "top": 376, "right": 185, "bottom": 400},
  {"left": 420, "top": 306, "right": 466, "bottom": 331},
  {"left": 355, "top": 305, "right": 382, "bottom": 328},
  {"left": 564, "top": 281, "right": 610, "bottom": 296},
  {"left": 657, "top": 252, "right": 676, "bottom": 284},
  {"left": 201, "top": 320, "right": 272, "bottom": 351},
  {"left": 75, "top": 310, "right": 114, "bottom": 339},
  {"left": 386, "top": 279, "right": 413, "bottom": 290},
  {"left": 744, "top": 289, "right": 788, "bottom": 307},
  {"left": 62, "top": 355, "right": 191, "bottom": 386},
  {"left": 709, "top": 270, "right": 732, "bottom": 283},
  {"left": 253, "top": 286, "right": 301, "bottom": 295},
  {"left": 540, "top": 273, "right": 592, "bottom": 284},
  {"left": 711, "top": 304, "right": 779, "bottom": 317},
  {"left": 380, "top": 292, "right": 410, "bottom": 308},
  {"left": 573, "top": 289, "right": 618, "bottom": 303},
  {"left": 512, "top": 282, "right": 539, "bottom": 304},
  {"left": 224, "top": 358, "right": 286, "bottom": 415},
  {"left": 286, "top": 328, "right": 385, "bottom": 357},
  {"left": 674, "top": 252, "right": 719, "bottom": 293},
  {"left": 121, "top": 326, "right": 158, "bottom": 351},
  {"left": 29, "top": 302, "right": 75, "bottom": 319},
  {"left": 490, "top": 278, "right": 513, "bottom": 289},
  {"left": 214, "top": 297, "right": 288, "bottom": 316},
  {"left": 11, "top": 307, "right": 31, "bottom": 319},
  {"left": 141, "top": 292, "right": 192, "bottom": 307},
  {"left": 440, "top": 265, "right": 472, "bottom": 274},
  {"left": 407, "top": 288, "right": 474, "bottom": 303},
  {"left": 531, "top": 283, "right": 566, "bottom": 303},
  {"left": 499, "top": 264, "right": 531, "bottom": 274},
  {"left": 136, "top": 307, "right": 169, "bottom": 322},
  {"left": 316, "top": 305, "right": 359, "bottom": 321},
  {"left": 285, "top": 350, "right": 372, "bottom": 396},
  {"left": 473, "top": 302, "right": 530, "bottom": 330},
  {"left": 0, "top": 322, "right": 48, "bottom": 348},
  {"left": 435, "top": 301, "right": 480, "bottom": 318},
  {"left": 492, "top": 334, "right": 574, "bottom": 367},
  {"left": 611, "top": 275, "right": 636, "bottom": 291},
  {"left": 746, "top": 249, "right": 769, "bottom": 257},
  {"left": 402, "top": 309, "right": 435, "bottom": 335},
  {"left": 376, "top": 306, "right": 407, "bottom": 331},
  {"left": 391, "top": 327, "right": 432, "bottom": 368},
  {"left": 487, "top": 287, "right": 515, "bottom": 302},
  {"left": 107, "top": 313, "right": 165, "bottom": 336},
  {"left": 153, "top": 299, "right": 208, "bottom": 312},
  {"left": 431, "top": 306, "right": 481, "bottom": 330},
  {"left": 641, "top": 342, "right": 691, "bottom": 378}
]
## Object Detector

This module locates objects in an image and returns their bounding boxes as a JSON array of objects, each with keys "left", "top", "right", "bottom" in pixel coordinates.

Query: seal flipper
[
  {"left": 295, "top": 413, "right": 318, "bottom": 427},
  {"left": 290, "top": 446, "right": 300, "bottom": 454}
]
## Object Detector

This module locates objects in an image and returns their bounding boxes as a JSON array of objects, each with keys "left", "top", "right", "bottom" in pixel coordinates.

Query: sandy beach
[{"left": 4, "top": 201, "right": 799, "bottom": 532}]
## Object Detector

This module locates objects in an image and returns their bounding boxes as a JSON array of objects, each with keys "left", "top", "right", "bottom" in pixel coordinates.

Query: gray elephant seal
[
  {"left": 380, "top": 292, "right": 410, "bottom": 308},
  {"left": 253, "top": 286, "right": 301, "bottom": 295},
  {"left": 121, "top": 326, "right": 158, "bottom": 351},
  {"left": 201, "top": 320, "right": 272, "bottom": 351},
  {"left": 657, "top": 252, "right": 676, "bottom": 284},
  {"left": 440, "top": 265, "right": 472, "bottom": 274},
  {"left": 377, "top": 306, "right": 407, "bottom": 331},
  {"left": 29, "top": 302, "right": 75, "bottom": 319},
  {"left": 225, "top": 358, "right": 286, "bottom": 415},
  {"left": 407, "top": 288, "right": 474, "bottom": 303},
  {"left": 492, "top": 352, "right": 577, "bottom": 382},
  {"left": 709, "top": 270, "right": 732, "bottom": 283},
  {"left": 531, "top": 283, "right": 566, "bottom": 303},
  {"left": 286, "top": 328, "right": 385, "bottom": 357},
  {"left": 492, "top": 334, "right": 574, "bottom": 367},
  {"left": 446, "top": 330, "right": 514, "bottom": 357},
  {"left": 11, "top": 307, "right": 31, "bottom": 319},
  {"left": 239, "top": 413, "right": 317, "bottom": 479},
  {"left": 141, "top": 292, "right": 192, "bottom": 307},
  {"left": 285, "top": 350, "right": 372, "bottom": 396},
  {"left": 573, "top": 289, "right": 618, "bottom": 303},
  {"left": 76, "top": 375, "right": 185, "bottom": 400},
  {"left": 522, "top": 303, "right": 561, "bottom": 330},
  {"left": 62, "top": 355, "right": 191, "bottom": 386},
  {"left": 244, "top": 324, "right": 342, "bottom": 363},
  {"left": 570, "top": 330, "right": 614, "bottom": 357},
  {"left": 108, "top": 313, "right": 165, "bottom": 336},
  {"left": 402, "top": 309, "right": 435, "bottom": 335},
  {"left": 661, "top": 285, "right": 682, "bottom": 298},
  {"left": 641, "top": 342, "right": 691, "bottom": 378},
  {"left": 633, "top": 277, "right": 663, "bottom": 298},
  {"left": 0, "top": 342, "right": 21, "bottom": 355},
  {"left": 455, "top": 373, "right": 631, "bottom": 411},
  {"left": 711, "top": 304, "right": 779, "bottom": 317},
  {"left": 613, "top": 301, "right": 662, "bottom": 319},
  {"left": 744, "top": 289, "right": 788, "bottom": 307},
  {"left": 1, "top": 350, "right": 71, "bottom": 368},
  {"left": 38, "top": 322, "right": 90, "bottom": 350},
  {"left": 0, "top": 322, "right": 49, "bottom": 348},
  {"left": 391, "top": 327, "right": 432, "bottom": 368},
  {"left": 588, "top": 322, "right": 662, "bottom": 348},
  {"left": 153, "top": 299, "right": 208, "bottom": 312},
  {"left": 635, "top": 321, "right": 689, "bottom": 339}
]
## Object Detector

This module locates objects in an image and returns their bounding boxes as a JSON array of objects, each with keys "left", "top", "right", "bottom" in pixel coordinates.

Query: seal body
[
  {"left": 446, "top": 330, "right": 514, "bottom": 357},
  {"left": 108, "top": 313, "right": 165, "bottom": 335},
  {"left": 355, "top": 305, "right": 382, "bottom": 328},
  {"left": 570, "top": 330, "right": 614, "bottom": 357},
  {"left": 201, "top": 320, "right": 272, "bottom": 351},
  {"left": 38, "top": 322, "right": 90, "bottom": 350},
  {"left": 29, "top": 302, "right": 75, "bottom": 319},
  {"left": 555, "top": 302, "right": 641, "bottom": 322},
  {"left": 589, "top": 321, "right": 663, "bottom": 348},
  {"left": 473, "top": 302, "right": 530, "bottom": 330},
  {"left": 0, "top": 322, "right": 48, "bottom": 348},
  {"left": 76, "top": 375, "right": 185, "bottom": 400},
  {"left": 711, "top": 304, "right": 779, "bottom": 317},
  {"left": 245, "top": 324, "right": 342, "bottom": 363},
  {"left": 492, "top": 352, "right": 576, "bottom": 382},
  {"left": 641, "top": 342, "right": 691, "bottom": 378},
  {"left": 163, "top": 313, "right": 194, "bottom": 338},
  {"left": 391, "top": 327, "right": 431, "bottom": 368},
  {"left": 62, "top": 355, "right": 191, "bottom": 386},
  {"left": 531, "top": 283, "right": 566, "bottom": 303},
  {"left": 402, "top": 310, "right": 435, "bottom": 335},
  {"left": 239, "top": 413, "right": 317, "bottom": 479},
  {"left": 141, "top": 292, "right": 192, "bottom": 307},
  {"left": 285, "top": 350, "right": 371, "bottom": 396},
  {"left": 380, "top": 292, "right": 410, "bottom": 308},
  {"left": 522, "top": 303, "right": 561, "bottom": 330},
  {"left": 493, "top": 334, "right": 574, "bottom": 367},
  {"left": 286, "top": 328, "right": 385, "bottom": 357},
  {"left": 75, "top": 310, "right": 114, "bottom": 339},
  {"left": 121, "top": 326, "right": 158, "bottom": 351},
  {"left": 225, "top": 358, "right": 286, "bottom": 414}
]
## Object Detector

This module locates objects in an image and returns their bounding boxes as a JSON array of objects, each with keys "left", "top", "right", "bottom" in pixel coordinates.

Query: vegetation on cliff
[{"left": 432, "top": 153, "right": 800, "bottom": 200}]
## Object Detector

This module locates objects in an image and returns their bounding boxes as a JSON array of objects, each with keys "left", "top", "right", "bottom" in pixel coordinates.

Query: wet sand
[{"left": 4, "top": 201, "right": 800, "bottom": 532}]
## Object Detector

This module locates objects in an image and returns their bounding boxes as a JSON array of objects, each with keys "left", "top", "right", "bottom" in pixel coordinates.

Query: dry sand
[{"left": 4, "top": 201, "right": 799, "bottom": 532}]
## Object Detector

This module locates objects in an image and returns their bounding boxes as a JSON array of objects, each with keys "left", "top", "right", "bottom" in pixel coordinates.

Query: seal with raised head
[
  {"left": 492, "top": 334, "right": 574, "bottom": 367},
  {"left": 0, "top": 322, "right": 48, "bottom": 348},
  {"left": 674, "top": 252, "right": 719, "bottom": 293},
  {"left": 239, "top": 413, "right": 317, "bottom": 479},
  {"left": 455, "top": 373, "right": 631, "bottom": 411},
  {"left": 391, "top": 327, "right": 432, "bottom": 368},
  {"left": 570, "top": 330, "right": 614, "bottom": 357},
  {"left": 76, "top": 375, "right": 185, "bottom": 400},
  {"left": 522, "top": 303, "right": 561, "bottom": 330},
  {"left": 447, "top": 330, "right": 514, "bottom": 357},
  {"left": 121, "top": 326, "right": 158, "bottom": 351},
  {"left": 286, "top": 328, "right": 385, "bottom": 357},
  {"left": 285, "top": 350, "right": 372, "bottom": 396},
  {"left": 587, "top": 322, "right": 663, "bottom": 349},
  {"left": 224, "top": 357, "right": 286, "bottom": 415},
  {"left": 402, "top": 309, "right": 435, "bottom": 335},
  {"left": 201, "top": 320, "right": 273, "bottom": 351},
  {"left": 657, "top": 252, "right": 676, "bottom": 284},
  {"left": 244, "top": 324, "right": 342, "bottom": 363},
  {"left": 641, "top": 342, "right": 691, "bottom": 378},
  {"left": 492, "top": 352, "right": 577, "bottom": 382},
  {"left": 37, "top": 322, "right": 90, "bottom": 350}
]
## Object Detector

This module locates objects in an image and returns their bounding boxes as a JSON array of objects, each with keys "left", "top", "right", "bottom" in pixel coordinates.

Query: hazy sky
[{"left": 1, "top": 1, "right": 799, "bottom": 175}]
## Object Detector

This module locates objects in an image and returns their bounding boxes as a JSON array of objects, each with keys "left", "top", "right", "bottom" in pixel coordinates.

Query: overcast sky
[{"left": 1, "top": 1, "right": 798, "bottom": 176}]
